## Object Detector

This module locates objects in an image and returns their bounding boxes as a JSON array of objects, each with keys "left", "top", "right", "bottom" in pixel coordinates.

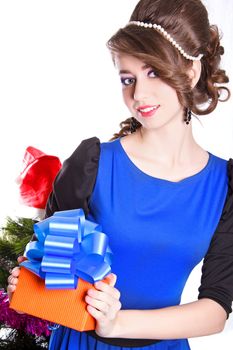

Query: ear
[{"left": 187, "top": 60, "right": 202, "bottom": 89}]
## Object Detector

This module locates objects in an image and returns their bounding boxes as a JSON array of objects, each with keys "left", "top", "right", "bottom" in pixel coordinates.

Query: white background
[{"left": 0, "top": 1, "right": 232, "bottom": 348}]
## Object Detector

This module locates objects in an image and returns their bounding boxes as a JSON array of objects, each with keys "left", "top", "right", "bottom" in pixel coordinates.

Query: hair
[{"left": 107, "top": 0, "right": 230, "bottom": 141}]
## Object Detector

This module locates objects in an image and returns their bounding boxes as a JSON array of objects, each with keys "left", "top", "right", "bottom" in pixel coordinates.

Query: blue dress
[{"left": 49, "top": 137, "right": 228, "bottom": 350}]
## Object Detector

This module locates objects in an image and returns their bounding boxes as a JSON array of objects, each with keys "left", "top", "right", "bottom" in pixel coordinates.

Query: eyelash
[{"left": 120, "top": 69, "right": 158, "bottom": 86}]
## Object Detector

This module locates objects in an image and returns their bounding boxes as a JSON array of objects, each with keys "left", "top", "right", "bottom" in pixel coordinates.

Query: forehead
[{"left": 114, "top": 54, "right": 150, "bottom": 73}]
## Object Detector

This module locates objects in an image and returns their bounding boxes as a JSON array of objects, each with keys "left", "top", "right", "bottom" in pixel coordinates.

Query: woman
[{"left": 8, "top": 0, "right": 233, "bottom": 349}]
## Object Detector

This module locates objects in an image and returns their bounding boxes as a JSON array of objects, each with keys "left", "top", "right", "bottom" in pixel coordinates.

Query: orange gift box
[
  {"left": 9, "top": 208, "right": 113, "bottom": 332},
  {"left": 10, "top": 267, "right": 109, "bottom": 331}
]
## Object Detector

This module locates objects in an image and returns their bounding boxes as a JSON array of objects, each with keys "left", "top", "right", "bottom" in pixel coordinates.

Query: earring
[
  {"left": 130, "top": 117, "right": 138, "bottom": 133},
  {"left": 184, "top": 108, "right": 192, "bottom": 125}
]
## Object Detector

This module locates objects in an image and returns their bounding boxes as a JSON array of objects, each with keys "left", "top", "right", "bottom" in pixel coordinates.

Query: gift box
[
  {"left": 10, "top": 267, "right": 102, "bottom": 331},
  {"left": 10, "top": 209, "right": 113, "bottom": 332}
]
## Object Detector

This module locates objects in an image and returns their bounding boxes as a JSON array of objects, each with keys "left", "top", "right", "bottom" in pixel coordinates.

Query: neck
[{"left": 136, "top": 120, "right": 200, "bottom": 167}]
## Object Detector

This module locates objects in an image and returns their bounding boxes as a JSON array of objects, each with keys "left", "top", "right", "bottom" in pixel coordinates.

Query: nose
[{"left": 133, "top": 80, "right": 147, "bottom": 101}]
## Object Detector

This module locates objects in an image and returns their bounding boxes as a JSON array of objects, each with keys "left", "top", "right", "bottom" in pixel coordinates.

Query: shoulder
[
  {"left": 96, "top": 138, "right": 120, "bottom": 162},
  {"left": 45, "top": 137, "right": 101, "bottom": 217},
  {"left": 66, "top": 137, "right": 119, "bottom": 163},
  {"left": 57, "top": 137, "right": 100, "bottom": 175},
  {"left": 54, "top": 136, "right": 102, "bottom": 193},
  {"left": 100, "top": 138, "right": 119, "bottom": 151},
  {"left": 225, "top": 158, "right": 233, "bottom": 208},
  {"left": 216, "top": 157, "right": 233, "bottom": 227},
  {"left": 208, "top": 152, "right": 231, "bottom": 187},
  {"left": 225, "top": 157, "right": 233, "bottom": 201},
  {"left": 227, "top": 158, "right": 233, "bottom": 186},
  {"left": 64, "top": 136, "right": 100, "bottom": 165}
]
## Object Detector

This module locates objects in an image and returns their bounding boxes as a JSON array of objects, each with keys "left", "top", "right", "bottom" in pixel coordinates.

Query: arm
[
  {"left": 86, "top": 280, "right": 226, "bottom": 340},
  {"left": 110, "top": 298, "right": 226, "bottom": 339}
]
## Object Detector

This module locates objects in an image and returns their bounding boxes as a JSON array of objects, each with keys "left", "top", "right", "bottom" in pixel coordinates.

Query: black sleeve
[
  {"left": 31, "top": 136, "right": 100, "bottom": 241},
  {"left": 44, "top": 136, "right": 100, "bottom": 218},
  {"left": 197, "top": 158, "right": 233, "bottom": 319}
]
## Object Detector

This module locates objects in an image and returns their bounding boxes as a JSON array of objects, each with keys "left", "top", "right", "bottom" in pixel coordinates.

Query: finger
[
  {"left": 7, "top": 284, "right": 16, "bottom": 295},
  {"left": 105, "top": 273, "right": 117, "bottom": 287},
  {"left": 11, "top": 267, "right": 21, "bottom": 277},
  {"left": 15, "top": 309, "right": 25, "bottom": 315},
  {"left": 107, "top": 300, "right": 122, "bottom": 320},
  {"left": 94, "top": 280, "right": 120, "bottom": 300},
  {"left": 86, "top": 294, "right": 121, "bottom": 322},
  {"left": 87, "top": 288, "right": 115, "bottom": 306},
  {"left": 86, "top": 304, "right": 105, "bottom": 322},
  {"left": 87, "top": 289, "right": 121, "bottom": 317},
  {"left": 17, "top": 256, "right": 27, "bottom": 263},
  {"left": 85, "top": 295, "right": 109, "bottom": 315},
  {"left": 8, "top": 275, "right": 13, "bottom": 284},
  {"left": 8, "top": 275, "right": 19, "bottom": 286},
  {"left": 11, "top": 276, "right": 19, "bottom": 285}
]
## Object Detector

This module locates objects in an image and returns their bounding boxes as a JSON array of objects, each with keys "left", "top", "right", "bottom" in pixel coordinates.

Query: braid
[{"left": 109, "top": 117, "right": 142, "bottom": 141}]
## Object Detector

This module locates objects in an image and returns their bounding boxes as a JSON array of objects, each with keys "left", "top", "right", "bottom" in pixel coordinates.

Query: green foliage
[
  {"left": 0, "top": 217, "right": 35, "bottom": 290},
  {"left": 1, "top": 216, "right": 35, "bottom": 253}
]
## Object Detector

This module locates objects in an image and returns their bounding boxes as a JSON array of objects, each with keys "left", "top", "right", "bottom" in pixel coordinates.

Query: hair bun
[{"left": 206, "top": 25, "right": 224, "bottom": 59}]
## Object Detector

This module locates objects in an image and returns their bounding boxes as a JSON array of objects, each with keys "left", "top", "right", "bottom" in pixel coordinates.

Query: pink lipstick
[{"left": 137, "top": 105, "right": 160, "bottom": 118}]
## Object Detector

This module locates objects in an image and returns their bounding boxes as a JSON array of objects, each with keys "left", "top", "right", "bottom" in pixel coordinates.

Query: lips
[{"left": 136, "top": 105, "right": 160, "bottom": 118}]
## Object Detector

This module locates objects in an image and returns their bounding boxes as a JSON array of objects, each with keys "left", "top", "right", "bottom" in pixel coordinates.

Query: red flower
[{"left": 17, "top": 146, "right": 62, "bottom": 209}]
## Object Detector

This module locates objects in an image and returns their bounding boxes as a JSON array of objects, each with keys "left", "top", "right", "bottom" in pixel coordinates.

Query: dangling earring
[
  {"left": 184, "top": 108, "right": 192, "bottom": 125},
  {"left": 130, "top": 117, "right": 137, "bottom": 133}
]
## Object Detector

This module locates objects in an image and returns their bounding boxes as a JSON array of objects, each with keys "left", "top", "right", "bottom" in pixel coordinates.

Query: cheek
[
  {"left": 161, "top": 84, "right": 179, "bottom": 102},
  {"left": 159, "top": 86, "right": 181, "bottom": 110},
  {"left": 122, "top": 89, "right": 132, "bottom": 106}
]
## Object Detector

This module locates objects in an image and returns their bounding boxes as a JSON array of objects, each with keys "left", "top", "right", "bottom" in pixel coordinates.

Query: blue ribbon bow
[{"left": 21, "top": 209, "right": 113, "bottom": 289}]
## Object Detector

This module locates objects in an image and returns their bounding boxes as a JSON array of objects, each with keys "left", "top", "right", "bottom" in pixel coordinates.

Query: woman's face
[{"left": 115, "top": 54, "right": 184, "bottom": 130}]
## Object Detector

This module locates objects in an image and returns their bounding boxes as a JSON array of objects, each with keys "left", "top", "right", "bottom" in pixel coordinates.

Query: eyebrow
[{"left": 119, "top": 64, "right": 150, "bottom": 75}]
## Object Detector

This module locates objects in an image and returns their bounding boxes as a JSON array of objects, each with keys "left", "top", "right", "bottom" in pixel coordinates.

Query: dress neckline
[{"left": 116, "top": 137, "right": 213, "bottom": 186}]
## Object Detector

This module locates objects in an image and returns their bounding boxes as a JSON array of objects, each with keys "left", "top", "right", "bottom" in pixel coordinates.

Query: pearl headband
[{"left": 126, "top": 21, "right": 204, "bottom": 61}]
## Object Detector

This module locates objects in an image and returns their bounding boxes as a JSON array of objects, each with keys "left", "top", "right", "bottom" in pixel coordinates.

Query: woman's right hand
[{"left": 7, "top": 256, "right": 25, "bottom": 302}]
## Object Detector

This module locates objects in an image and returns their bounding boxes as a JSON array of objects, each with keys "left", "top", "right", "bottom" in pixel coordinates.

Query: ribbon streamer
[{"left": 21, "top": 209, "right": 113, "bottom": 289}]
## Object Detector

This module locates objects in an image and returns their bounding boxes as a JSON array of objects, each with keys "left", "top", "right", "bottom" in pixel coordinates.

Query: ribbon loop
[
  {"left": 41, "top": 255, "right": 75, "bottom": 274},
  {"left": 21, "top": 209, "right": 113, "bottom": 290},
  {"left": 44, "top": 235, "right": 79, "bottom": 257},
  {"left": 45, "top": 273, "right": 78, "bottom": 289}
]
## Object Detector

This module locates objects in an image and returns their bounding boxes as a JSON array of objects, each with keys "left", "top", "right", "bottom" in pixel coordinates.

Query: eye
[
  {"left": 148, "top": 69, "right": 159, "bottom": 78},
  {"left": 120, "top": 77, "right": 136, "bottom": 86}
]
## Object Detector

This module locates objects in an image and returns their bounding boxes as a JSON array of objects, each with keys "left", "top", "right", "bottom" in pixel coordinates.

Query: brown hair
[{"left": 107, "top": 0, "right": 230, "bottom": 141}]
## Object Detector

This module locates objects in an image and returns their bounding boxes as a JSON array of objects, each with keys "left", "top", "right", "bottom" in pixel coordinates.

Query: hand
[
  {"left": 7, "top": 256, "right": 25, "bottom": 302},
  {"left": 85, "top": 273, "right": 122, "bottom": 337}
]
